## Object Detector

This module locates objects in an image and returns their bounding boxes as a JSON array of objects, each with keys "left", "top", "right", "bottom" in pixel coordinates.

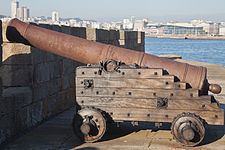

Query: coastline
[{"left": 146, "top": 35, "right": 225, "bottom": 40}]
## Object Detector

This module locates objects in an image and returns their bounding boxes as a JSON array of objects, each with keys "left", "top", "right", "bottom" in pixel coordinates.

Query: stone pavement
[
  {"left": 0, "top": 60, "right": 225, "bottom": 150},
  {"left": 0, "top": 106, "right": 224, "bottom": 150}
]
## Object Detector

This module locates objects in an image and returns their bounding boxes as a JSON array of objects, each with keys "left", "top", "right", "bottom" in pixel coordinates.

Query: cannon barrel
[{"left": 6, "top": 19, "right": 221, "bottom": 94}]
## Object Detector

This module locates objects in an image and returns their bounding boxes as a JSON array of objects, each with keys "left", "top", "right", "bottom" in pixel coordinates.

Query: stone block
[
  {"left": 62, "top": 73, "right": 74, "bottom": 90},
  {"left": 0, "top": 96, "right": 14, "bottom": 117},
  {"left": 0, "top": 113, "right": 15, "bottom": 144},
  {"left": 34, "top": 63, "right": 50, "bottom": 83},
  {"left": 125, "top": 31, "right": 138, "bottom": 40},
  {"left": 31, "top": 101, "right": 43, "bottom": 126},
  {"left": 109, "top": 40, "right": 120, "bottom": 46},
  {"left": 43, "top": 93, "right": 63, "bottom": 118},
  {"left": 33, "top": 82, "right": 48, "bottom": 102},
  {"left": 2, "top": 43, "right": 32, "bottom": 65},
  {"left": 49, "top": 61, "right": 62, "bottom": 79},
  {"left": 46, "top": 52, "right": 58, "bottom": 62},
  {"left": 3, "top": 87, "right": 32, "bottom": 110},
  {"left": 0, "top": 45, "right": 2, "bottom": 66},
  {"left": 137, "top": 31, "right": 142, "bottom": 44},
  {"left": 0, "top": 65, "right": 33, "bottom": 88},
  {"left": 51, "top": 24, "right": 62, "bottom": 32},
  {"left": 61, "top": 25, "right": 71, "bottom": 35},
  {"left": 119, "top": 39, "right": 125, "bottom": 46},
  {"left": 31, "top": 47, "right": 44, "bottom": 64},
  {"left": 61, "top": 88, "right": 75, "bottom": 110},
  {"left": 2, "top": 22, "right": 9, "bottom": 43},
  {"left": 86, "top": 28, "right": 96, "bottom": 41},
  {"left": 62, "top": 58, "right": 74, "bottom": 75},
  {"left": 47, "top": 78, "right": 62, "bottom": 95},
  {"left": 71, "top": 27, "right": 86, "bottom": 39},
  {"left": 109, "top": 30, "right": 120, "bottom": 41},
  {"left": 14, "top": 106, "right": 32, "bottom": 132},
  {"left": 96, "top": 29, "right": 110, "bottom": 42},
  {"left": 120, "top": 30, "right": 125, "bottom": 40},
  {"left": 0, "top": 77, "right": 2, "bottom": 96},
  {"left": 125, "top": 39, "right": 138, "bottom": 50},
  {"left": 37, "top": 23, "right": 52, "bottom": 30},
  {"left": 0, "top": 20, "right": 2, "bottom": 44}
]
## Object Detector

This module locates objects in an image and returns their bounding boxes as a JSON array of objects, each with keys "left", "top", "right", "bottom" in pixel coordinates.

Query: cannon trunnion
[{"left": 74, "top": 60, "right": 224, "bottom": 146}]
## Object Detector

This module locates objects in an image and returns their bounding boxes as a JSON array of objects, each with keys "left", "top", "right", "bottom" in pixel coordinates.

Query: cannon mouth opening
[{"left": 6, "top": 26, "right": 31, "bottom": 46}]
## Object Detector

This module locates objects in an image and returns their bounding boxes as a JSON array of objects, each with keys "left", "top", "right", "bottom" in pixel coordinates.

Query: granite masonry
[{"left": 0, "top": 20, "right": 145, "bottom": 145}]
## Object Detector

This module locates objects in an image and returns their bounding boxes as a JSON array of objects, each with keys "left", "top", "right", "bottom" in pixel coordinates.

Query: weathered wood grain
[
  {"left": 95, "top": 107, "right": 224, "bottom": 125},
  {"left": 76, "top": 78, "right": 186, "bottom": 89},
  {"left": 76, "top": 96, "right": 218, "bottom": 111},
  {"left": 76, "top": 67, "right": 164, "bottom": 78},
  {"left": 76, "top": 87, "right": 199, "bottom": 98}
]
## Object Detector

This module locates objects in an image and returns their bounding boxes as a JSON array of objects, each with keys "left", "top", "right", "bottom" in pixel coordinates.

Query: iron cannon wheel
[
  {"left": 72, "top": 107, "right": 107, "bottom": 143},
  {"left": 171, "top": 112, "right": 205, "bottom": 147}
]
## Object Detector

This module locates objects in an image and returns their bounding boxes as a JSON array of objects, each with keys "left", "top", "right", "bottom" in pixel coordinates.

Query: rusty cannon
[{"left": 6, "top": 19, "right": 224, "bottom": 146}]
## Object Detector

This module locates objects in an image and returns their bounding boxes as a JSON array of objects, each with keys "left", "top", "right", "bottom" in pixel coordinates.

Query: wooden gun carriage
[{"left": 6, "top": 19, "right": 224, "bottom": 146}]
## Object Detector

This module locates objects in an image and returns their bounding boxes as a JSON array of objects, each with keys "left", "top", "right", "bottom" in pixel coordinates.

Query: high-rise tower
[
  {"left": 52, "top": 11, "right": 59, "bottom": 22},
  {"left": 11, "top": 0, "right": 19, "bottom": 18}
]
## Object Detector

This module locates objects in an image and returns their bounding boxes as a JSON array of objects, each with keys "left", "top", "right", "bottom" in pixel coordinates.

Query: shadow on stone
[
  {"left": 200, "top": 104, "right": 225, "bottom": 146},
  {"left": 101, "top": 121, "right": 171, "bottom": 142}
]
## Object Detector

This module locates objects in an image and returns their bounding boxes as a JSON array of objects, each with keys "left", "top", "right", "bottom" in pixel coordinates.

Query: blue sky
[{"left": 1, "top": 0, "right": 225, "bottom": 22}]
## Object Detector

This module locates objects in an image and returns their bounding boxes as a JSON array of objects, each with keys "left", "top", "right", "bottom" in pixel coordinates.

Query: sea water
[{"left": 145, "top": 37, "right": 225, "bottom": 66}]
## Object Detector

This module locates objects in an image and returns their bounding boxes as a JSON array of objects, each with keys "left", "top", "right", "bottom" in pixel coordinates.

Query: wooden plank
[
  {"left": 76, "top": 87, "right": 199, "bottom": 98},
  {"left": 76, "top": 78, "right": 186, "bottom": 89},
  {"left": 76, "top": 67, "right": 164, "bottom": 78},
  {"left": 76, "top": 96, "right": 218, "bottom": 111},
  {"left": 93, "top": 107, "right": 224, "bottom": 125}
]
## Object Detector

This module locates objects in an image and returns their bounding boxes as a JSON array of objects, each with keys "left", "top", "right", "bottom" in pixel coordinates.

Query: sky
[{"left": 1, "top": 0, "right": 225, "bottom": 22}]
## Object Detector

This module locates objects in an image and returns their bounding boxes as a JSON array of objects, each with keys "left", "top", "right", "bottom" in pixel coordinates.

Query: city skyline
[{"left": 1, "top": 0, "right": 225, "bottom": 22}]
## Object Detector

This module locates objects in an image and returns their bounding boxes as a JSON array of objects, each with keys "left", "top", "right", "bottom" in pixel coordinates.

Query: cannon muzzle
[{"left": 6, "top": 19, "right": 221, "bottom": 94}]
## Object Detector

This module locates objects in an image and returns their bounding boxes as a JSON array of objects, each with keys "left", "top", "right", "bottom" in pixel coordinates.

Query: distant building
[
  {"left": 11, "top": 0, "right": 19, "bottom": 18},
  {"left": 17, "top": 6, "right": 30, "bottom": 21},
  {"left": 52, "top": 11, "right": 59, "bottom": 22},
  {"left": 133, "top": 20, "right": 144, "bottom": 31},
  {"left": 145, "top": 23, "right": 206, "bottom": 36},
  {"left": 219, "top": 25, "right": 225, "bottom": 36},
  {"left": 123, "top": 19, "right": 133, "bottom": 30}
]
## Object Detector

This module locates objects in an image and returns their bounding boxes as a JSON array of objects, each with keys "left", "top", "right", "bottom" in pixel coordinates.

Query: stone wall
[{"left": 0, "top": 20, "right": 145, "bottom": 145}]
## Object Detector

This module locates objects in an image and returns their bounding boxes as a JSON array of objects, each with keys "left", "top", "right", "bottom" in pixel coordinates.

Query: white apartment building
[
  {"left": 52, "top": 11, "right": 59, "bottom": 22},
  {"left": 11, "top": 0, "right": 19, "bottom": 18}
]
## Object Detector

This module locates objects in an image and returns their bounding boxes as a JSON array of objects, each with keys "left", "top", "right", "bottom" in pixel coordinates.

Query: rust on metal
[{"left": 6, "top": 19, "right": 221, "bottom": 94}]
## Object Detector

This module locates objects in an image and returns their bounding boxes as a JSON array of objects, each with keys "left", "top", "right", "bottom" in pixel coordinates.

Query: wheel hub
[{"left": 180, "top": 124, "right": 195, "bottom": 141}]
